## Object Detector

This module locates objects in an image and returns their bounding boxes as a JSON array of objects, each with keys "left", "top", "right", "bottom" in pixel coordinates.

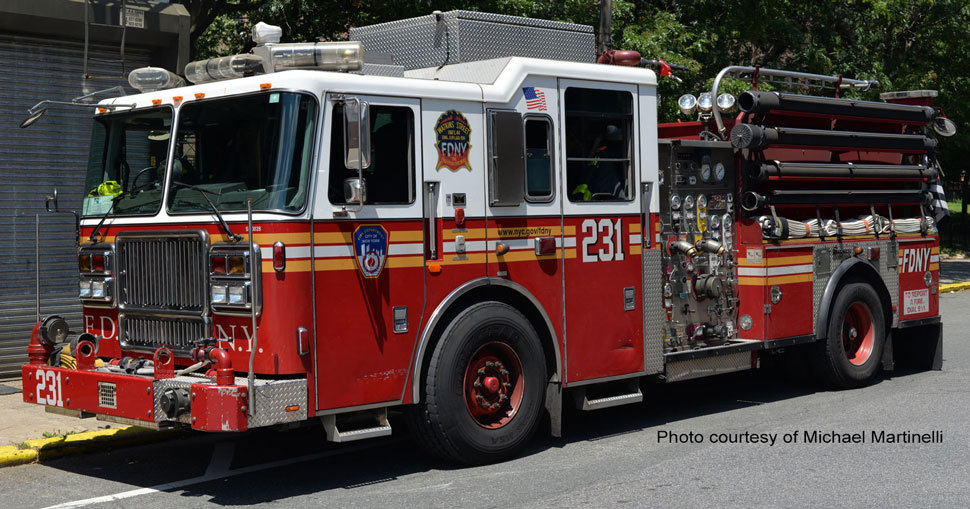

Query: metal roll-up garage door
[{"left": 0, "top": 34, "right": 151, "bottom": 377}]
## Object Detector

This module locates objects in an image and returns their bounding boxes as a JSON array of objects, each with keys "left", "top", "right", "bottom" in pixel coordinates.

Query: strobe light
[{"left": 678, "top": 94, "right": 698, "bottom": 116}]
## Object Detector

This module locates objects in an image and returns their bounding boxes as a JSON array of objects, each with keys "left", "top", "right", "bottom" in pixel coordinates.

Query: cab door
[
  {"left": 558, "top": 80, "right": 644, "bottom": 383},
  {"left": 312, "top": 94, "right": 425, "bottom": 411}
]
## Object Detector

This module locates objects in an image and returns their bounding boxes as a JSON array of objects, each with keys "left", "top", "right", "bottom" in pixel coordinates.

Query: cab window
[
  {"left": 564, "top": 88, "right": 634, "bottom": 202},
  {"left": 328, "top": 104, "right": 415, "bottom": 205}
]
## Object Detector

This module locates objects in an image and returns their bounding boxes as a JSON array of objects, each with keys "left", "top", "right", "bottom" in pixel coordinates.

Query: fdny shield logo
[{"left": 353, "top": 225, "right": 388, "bottom": 278}]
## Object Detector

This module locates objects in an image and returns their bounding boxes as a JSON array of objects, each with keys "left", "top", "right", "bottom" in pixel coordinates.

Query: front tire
[
  {"left": 814, "top": 281, "right": 886, "bottom": 388},
  {"left": 408, "top": 302, "right": 546, "bottom": 464}
]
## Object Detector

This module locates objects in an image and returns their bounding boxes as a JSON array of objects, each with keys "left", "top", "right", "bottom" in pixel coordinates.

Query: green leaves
[{"left": 179, "top": 0, "right": 970, "bottom": 179}]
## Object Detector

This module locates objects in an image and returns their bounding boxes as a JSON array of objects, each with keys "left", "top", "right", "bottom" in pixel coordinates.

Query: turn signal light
[
  {"left": 211, "top": 256, "right": 227, "bottom": 274},
  {"left": 228, "top": 256, "right": 246, "bottom": 274},
  {"left": 273, "top": 241, "right": 286, "bottom": 272},
  {"left": 79, "top": 254, "right": 92, "bottom": 272},
  {"left": 92, "top": 255, "right": 105, "bottom": 272}
]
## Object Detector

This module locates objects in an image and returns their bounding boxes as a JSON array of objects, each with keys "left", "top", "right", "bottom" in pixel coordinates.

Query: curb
[
  {"left": 940, "top": 281, "right": 970, "bottom": 293},
  {"left": 0, "top": 426, "right": 186, "bottom": 468}
]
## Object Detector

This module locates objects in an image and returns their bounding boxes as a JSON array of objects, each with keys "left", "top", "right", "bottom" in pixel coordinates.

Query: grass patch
[{"left": 16, "top": 442, "right": 30, "bottom": 450}]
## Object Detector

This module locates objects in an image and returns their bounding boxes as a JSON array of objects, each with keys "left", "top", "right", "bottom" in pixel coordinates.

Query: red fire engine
[{"left": 20, "top": 11, "right": 948, "bottom": 464}]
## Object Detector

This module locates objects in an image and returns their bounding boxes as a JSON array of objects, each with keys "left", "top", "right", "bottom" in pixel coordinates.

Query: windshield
[
  {"left": 82, "top": 109, "right": 172, "bottom": 216},
  {"left": 167, "top": 92, "right": 317, "bottom": 214}
]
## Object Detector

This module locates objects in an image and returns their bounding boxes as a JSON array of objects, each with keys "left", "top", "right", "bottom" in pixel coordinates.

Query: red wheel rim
[
  {"left": 842, "top": 302, "right": 875, "bottom": 366},
  {"left": 463, "top": 341, "right": 524, "bottom": 429}
]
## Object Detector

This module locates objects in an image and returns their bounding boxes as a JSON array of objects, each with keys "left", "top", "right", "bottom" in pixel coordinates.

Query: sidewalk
[
  {"left": 0, "top": 379, "right": 116, "bottom": 446},
  {"left": 939, "top": 257, "right": 970, "bottom": 286}
]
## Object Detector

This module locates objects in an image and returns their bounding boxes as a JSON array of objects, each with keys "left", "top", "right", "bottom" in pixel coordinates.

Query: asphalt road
[{"left": 2, "top": 292, "right": 968, "bottom": 508}]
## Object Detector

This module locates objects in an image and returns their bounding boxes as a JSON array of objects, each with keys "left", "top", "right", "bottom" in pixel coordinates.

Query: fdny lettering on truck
[{"left": 900, "top": 247, "right": 931, "bottom": 273}]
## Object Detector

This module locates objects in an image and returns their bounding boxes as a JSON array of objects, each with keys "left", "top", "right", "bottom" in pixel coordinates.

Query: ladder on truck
[{"left": 82, "top": 0, "right": 129, "bottom": 80}]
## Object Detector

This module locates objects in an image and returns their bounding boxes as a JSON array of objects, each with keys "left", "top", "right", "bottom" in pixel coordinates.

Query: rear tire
[
  {"left": 407, "top": 301, "right": 546, "bottom": 464},
  {"left": 814, "top": 282, "right": 886, "bottom": 388}
]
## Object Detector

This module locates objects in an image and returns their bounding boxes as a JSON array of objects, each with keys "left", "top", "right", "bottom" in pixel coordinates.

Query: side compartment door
[
  {"left": 559, "top": 80, "right": 644, "bottom": 383},
  {"left": 312, "top": 94, "right": 425, "bottom": 411}
]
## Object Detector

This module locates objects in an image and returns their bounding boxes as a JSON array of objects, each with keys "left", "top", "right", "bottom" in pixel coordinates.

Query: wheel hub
[
  {"left": 842, "top": 302, "right": 875, "bottom": 366},
  {"left": 463, "top": 342, "right": 524, "bottom": 429}
]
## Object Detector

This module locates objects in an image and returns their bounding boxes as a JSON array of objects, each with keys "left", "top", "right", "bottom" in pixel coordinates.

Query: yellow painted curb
[
  {"left": 940, "top": 281, "right": 970, "bottom": 293},
  {"left": 2, "top": 426, "right": 187, "bottom": 468},
  {"left": 0, "top": 446, "right": 39, "bottom": 468}
]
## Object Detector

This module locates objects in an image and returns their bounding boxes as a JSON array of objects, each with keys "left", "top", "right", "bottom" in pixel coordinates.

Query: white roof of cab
[{"left": 102, "top": 56, "right": 657, "bottom": 110}]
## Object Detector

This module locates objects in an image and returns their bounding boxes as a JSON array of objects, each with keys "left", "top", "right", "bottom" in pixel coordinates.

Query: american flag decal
[{"left": 523, "top": 87, "right": 547, "bottom": 111}]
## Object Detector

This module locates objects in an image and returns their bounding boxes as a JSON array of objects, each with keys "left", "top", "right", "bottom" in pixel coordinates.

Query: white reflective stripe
[
  {"left": 629, "top": 234, "right": 641, "bottom": 245},
  {"left": 737, "top": 267, "right": 766, "bottom": 277},
  {"left": 314, "top": 245, "right": 354, "bottom": 258},
  {"left": 389, "top": 243, "right": 424, "bottom": 255},
  {"left": 564, "top": 237, "right": 577, "bottom": 248},
  {"left": 930, "top": 255, "right": 940, "bottom": 263},
  {"left": 443, "top": 240, "right": 487, "bottom": 253},
  {"left": 766, "top": 264, "right": 814, "bottom": 276},
  {"left": 259, "top": 246, "right": 311, "bottom": 259}
]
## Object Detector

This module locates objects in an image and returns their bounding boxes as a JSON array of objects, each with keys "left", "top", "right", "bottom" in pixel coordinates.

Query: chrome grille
[
  {"left": 116, "top": 232, "right": 207, "bottom": 312},
  {"left": 120, "top": 316, "right": 208, "bottom": 352}
]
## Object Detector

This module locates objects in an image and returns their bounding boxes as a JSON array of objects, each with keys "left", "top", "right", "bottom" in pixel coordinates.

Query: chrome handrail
[{"left": 711, "top": 66, "right": 880, "bottom": 139}]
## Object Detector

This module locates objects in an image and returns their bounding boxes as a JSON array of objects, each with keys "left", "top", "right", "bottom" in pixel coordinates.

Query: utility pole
[{"left": 597, "top": 0, "right": 613, "bottom": 58}]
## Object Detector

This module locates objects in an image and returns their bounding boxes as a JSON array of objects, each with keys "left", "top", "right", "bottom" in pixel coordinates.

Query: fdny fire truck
[{"left": 20, "top": 11, "right": 948, "bottom": 464}]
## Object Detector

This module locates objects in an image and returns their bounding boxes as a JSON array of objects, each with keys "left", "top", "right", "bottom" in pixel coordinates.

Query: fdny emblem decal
[
  {"left": 434, "top": 110, "right": 472, "bottom": 172},
  {"left": 353, "top": 225, "right": 388, "bottom": 278}
]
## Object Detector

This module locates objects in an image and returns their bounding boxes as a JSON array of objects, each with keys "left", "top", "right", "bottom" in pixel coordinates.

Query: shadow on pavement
[{"left": 35, "top": 360, "right": 935, "bottom": 506}]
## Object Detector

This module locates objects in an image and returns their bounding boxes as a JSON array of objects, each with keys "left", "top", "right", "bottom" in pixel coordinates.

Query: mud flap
[
  {"left": 545, "top": 379, "right": 562, "bottom": 438},
  {"left": 891, "top": 322, "right": 943, "bottom": 371}
]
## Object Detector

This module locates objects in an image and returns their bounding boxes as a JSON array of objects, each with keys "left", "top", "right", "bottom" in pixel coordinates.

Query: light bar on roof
[
  {"left": 128, "top": 67, "right": 185, "bottom": 92},
  {"left": 267, "top": 42, "right": 363, "bottom": 72},
  {"left": 184, "top": 54, "right": 266, "bottom": 84}
]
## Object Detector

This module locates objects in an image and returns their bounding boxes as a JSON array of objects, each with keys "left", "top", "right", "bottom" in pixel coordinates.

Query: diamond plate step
[
  {"left": 581, "top": 389, "right": 643, "bottom": 411},
  {"left": 322, "top": 408, "right": 392, "bottom": 443}
]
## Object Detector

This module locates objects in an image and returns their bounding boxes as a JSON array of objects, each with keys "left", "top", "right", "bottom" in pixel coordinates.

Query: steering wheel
[{"left": 130, "top": 166, "right": 159, "bottom": 193}]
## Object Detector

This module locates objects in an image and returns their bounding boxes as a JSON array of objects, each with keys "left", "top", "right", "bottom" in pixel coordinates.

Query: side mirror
[
  {"left": 343, "top": 177, "right": 367, "bottom": 204},
  {"left": 20, "top": 108, "right": 47, "bottom": 129},
  {"left": 45, "top": 188, "right": 59, "bottom": 212},
  {"left": 343, "top": 99, "right": 371, "bottom": 170}
]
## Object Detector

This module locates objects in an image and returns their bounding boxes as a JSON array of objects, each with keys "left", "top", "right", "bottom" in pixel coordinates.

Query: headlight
[
  {"left": 678, "top": 94, "right": 697, "bottom": 116},
  {"left": 716, "top": 93, "right": 737, "bottom": 113},
  {"left": 79, "top": 280, "right": 92, "bottom": 298},
  {"left": 91, "top": 280, "right": 105, "bottom": 299},
  {"left": 228, "top": 285, "right": 247, "bottom": 305},
  {"left": 697, "top": 93, "right": 713, "bottom": 113},
  {"left": 211, "top": 284, "right": 228, "bottom": 304}
]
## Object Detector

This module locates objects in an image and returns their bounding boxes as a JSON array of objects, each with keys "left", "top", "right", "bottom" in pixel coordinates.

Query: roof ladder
[{"left": 83, "top": 0, "right": 129, "bottom": 80}]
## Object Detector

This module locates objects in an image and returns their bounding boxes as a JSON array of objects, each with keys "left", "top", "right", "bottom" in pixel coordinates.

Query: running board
[
  {"left": 573, "top": 379, "right": 643, "bottom": 411},
  {"left": 321, "top": 408, "right": 392, "bottom": 443},
  {"left": 581, "top": 390, "right": 643, "bottom": 410}
]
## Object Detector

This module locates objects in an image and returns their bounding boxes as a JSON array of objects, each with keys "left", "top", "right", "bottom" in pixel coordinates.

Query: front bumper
[{"left": 22, "top": 364, "right": 308, "bottom": 432}]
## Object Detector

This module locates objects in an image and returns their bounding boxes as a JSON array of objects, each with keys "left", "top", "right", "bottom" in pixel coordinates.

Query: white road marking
[{"left": 44, "top": 439, "right": 396, "bottom": 509}]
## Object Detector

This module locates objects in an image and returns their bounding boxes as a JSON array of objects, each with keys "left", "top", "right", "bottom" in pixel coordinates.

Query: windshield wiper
[
  {"left": 89, "top": 192, "right": 127, "bottom": 242},
  {"left": 172, "top": 181, "right": 242, "bottom": 242}
]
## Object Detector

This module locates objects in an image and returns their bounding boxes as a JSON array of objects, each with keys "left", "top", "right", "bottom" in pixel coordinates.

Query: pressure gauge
[
  {"left": 722, "top": 213, "right": 733, "bottom": 231},
  {"left": 663, "top": 282, "right": 673, "bottom": 298},
  {"left": 710, "top": 214, "right": 721, "bottom": 230},
  {"left": 683, "top": 195, "right": 694, "bottom": 210},
  {"left": 697, "top": 194, "right": 707, "bottom": 210},
  {"left": 714, "top": 162, "right": 726, "bottom": 182},
  {"left": 700, "top": 156, "right": 712, "bottom": 182},
  {"left": 670, "top": 194, "right": 682, "bottom": 210}
]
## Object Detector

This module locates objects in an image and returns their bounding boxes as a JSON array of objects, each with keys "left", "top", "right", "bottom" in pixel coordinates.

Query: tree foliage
[{"left": 176, "top": 0, "right": 970, "bottom": 177}]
